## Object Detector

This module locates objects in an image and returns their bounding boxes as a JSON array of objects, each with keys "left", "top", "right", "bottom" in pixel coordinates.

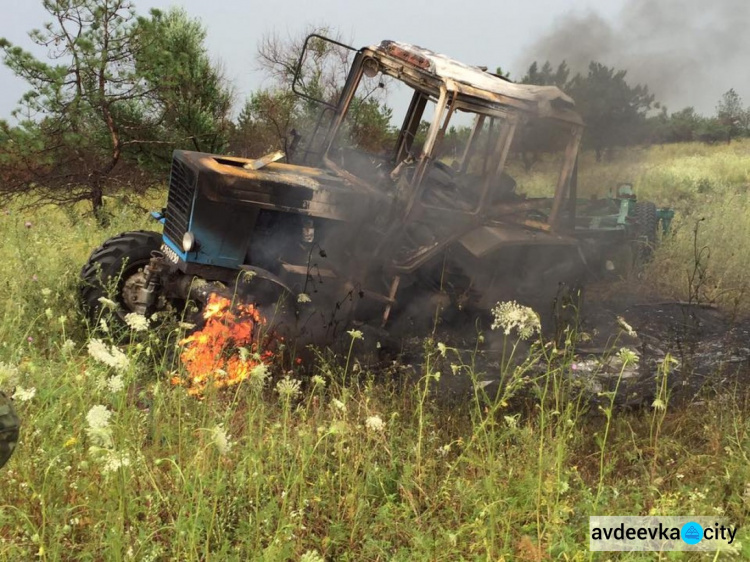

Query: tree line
[{"left": 1, "top": 1, "right": 748, "bottom": 216}]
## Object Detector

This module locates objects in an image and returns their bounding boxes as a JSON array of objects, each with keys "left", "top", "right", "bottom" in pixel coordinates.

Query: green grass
[{"left": 1, "top": 144, "right": 750, "bottom": 560}]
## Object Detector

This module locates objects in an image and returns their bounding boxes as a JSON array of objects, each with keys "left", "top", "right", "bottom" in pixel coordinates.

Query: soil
[{"left": 369, "top": 283, "right": 750, "bottom": 407}]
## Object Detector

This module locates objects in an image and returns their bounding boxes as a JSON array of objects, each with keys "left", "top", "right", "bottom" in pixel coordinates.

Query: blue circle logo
[{"left": 681, "top": 522, "right": 704, "bottom": 545}]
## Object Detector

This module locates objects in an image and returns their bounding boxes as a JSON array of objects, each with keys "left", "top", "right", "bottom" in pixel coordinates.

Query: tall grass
[{"left": 0, "top": 146, "right": 749, "bottom": 560}]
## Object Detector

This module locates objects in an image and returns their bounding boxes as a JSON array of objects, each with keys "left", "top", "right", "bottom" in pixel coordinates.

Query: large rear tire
[
  {"left": 79, "top": 230, "right": 162, "bottom": 323},
  {"left": 0, "top": 392, "right": 19, "bottom": 469},
  {"left": 635, "top": 201, "right": 658, "bottom": 262}
]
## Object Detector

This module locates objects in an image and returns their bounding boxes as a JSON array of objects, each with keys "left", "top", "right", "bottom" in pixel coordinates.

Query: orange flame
[{"left": 173, "top": 294, "right": 273, "bottom": 396}]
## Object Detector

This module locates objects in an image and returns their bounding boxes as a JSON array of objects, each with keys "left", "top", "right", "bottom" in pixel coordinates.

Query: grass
[{"left": 1, "top": 142, "right": 749, "bottom": 560}]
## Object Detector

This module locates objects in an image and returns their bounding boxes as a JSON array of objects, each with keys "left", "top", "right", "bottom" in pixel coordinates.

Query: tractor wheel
[
  {"left": 635, "top": 201, "right": 658, "bottom": 261},
  {"left": 80, "top": 230, "right": 163, "bottom": 323}
]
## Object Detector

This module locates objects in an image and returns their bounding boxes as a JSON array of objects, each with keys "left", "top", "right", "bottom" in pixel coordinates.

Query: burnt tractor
[{"left": 80, "top": 36, "right": 671, "bottom": 338}]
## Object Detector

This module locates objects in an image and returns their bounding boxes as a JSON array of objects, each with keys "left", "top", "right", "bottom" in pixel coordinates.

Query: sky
[
  {"left": 0, "top": 0, "right": 625, "bottom": 120},
  {"left": 1, "top": 0, "right": 745, "bottom": 120}
]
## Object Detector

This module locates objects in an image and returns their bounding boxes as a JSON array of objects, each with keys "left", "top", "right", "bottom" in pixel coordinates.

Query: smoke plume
[{"left": 519, "top": 0, "right": 750, "bottom": 113}]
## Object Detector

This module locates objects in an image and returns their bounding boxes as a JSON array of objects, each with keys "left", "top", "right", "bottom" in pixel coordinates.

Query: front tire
[{"left": 79, "top": 230, "right": 162, "bottom": 323}]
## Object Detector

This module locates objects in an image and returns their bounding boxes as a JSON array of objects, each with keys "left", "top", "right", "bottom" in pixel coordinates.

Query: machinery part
[
  {"left": 0, "top": 392, "right": 19, "bottom": 470},
  {"left": 634, "top": 201, "right": 658, "bottom": 261},
  {"left": 80, "top": 230, "right": 163, "bottom": 322}
]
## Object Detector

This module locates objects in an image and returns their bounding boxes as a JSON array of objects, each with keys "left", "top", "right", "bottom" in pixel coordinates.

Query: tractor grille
[{"left": 164, "top": 158, "right": 196, "bottom": 246}]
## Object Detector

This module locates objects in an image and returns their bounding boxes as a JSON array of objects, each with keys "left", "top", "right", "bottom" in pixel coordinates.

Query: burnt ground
[{"left": 359, "top": 284, "right": 750, "bottom": 407}]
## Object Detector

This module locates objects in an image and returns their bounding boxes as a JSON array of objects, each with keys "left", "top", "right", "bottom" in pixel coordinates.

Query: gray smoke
[{"left": 519, "top": 0, "right": 750, "bottom": 113}]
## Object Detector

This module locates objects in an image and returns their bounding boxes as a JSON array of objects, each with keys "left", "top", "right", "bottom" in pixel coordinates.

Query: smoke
[{"left": 520, "top": 0, "right": 750, "bottom": 113}]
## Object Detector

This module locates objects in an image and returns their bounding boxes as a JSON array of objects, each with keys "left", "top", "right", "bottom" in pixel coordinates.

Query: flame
[{"left": 173, "top": 294, "right": 273, "bottom": 396}]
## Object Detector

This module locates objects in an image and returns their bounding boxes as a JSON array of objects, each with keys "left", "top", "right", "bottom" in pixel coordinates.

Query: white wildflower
[
  {"left": 651, "top": 398, "right": 667, "bottom": 411},
  {"left": 331, "top": 398, "right": 346, "bottom": 412},
  {"left": 248, "top": 363, "right": 270, "bottom": 391},
  {"left": 12, "top": 386, "right": 36, "bottom": 402},
  {"left": 45, "top": 308, "right": 54, "bottom": 320},
  {"left": 617, "top": 316, "right": 637, "bottom": 338},
  {"left": 97, "top": 297, "right": 118, "bottom": 310},
  {"left": 87, "top": 338, "right": 130, "bottom": 371},
  {"left": 346, "top": 329, "right": 364, "bottom": 341},
  {"left": 617, "top": 347, "right": 639, "bottom": 365},
  {"left": 275, "top": 376, "right": 301, "bottom": 400},
  {"left": 490, "top": 301, "right": 541, "bottom": 340},
  {"left": 297, "top": 293, "right": 312, "bottom": 304},
  {"left": 41, "top": 288, "right": 52, "bottom": 298},
  {"left": 0, "top": 362, "right": 20, "bottom": 388},
  {"left": 365, "top": 415, "right": 385, "bottom": 433},
  {"left": 101, "top": 451, "right": 131, "bottom": 474},
  {"left": 106, "top": 374, "right": 125, "bottom": 393},
  {"left": 86, "top": 404, "right": 112, "bottom": 430},
  {"left": 300, "top": 550, "right": 325, "bottom": 562},
  {"left": 503, "top": 414, "right": 520, "bottom": 429},
  {"left": 61, "top": 339, "right": 76, "bottom": 355},
  {"left": 99, "top": 318, "right": 109, "bottom": 333},
  {"left": 437, "top": 342, "right": 447, "bottom": 357},
  {"left": 124, "top": 312, "right": 149, "bottom": 332},
  {"left": 85, "top": 404, "right": 113, "bottom": 448},
  {"left": 210, "top": 424, "right": 233, "bottom": 455},
  {"left": 311, "top": 375, "right": 326, "bottom": 387}
]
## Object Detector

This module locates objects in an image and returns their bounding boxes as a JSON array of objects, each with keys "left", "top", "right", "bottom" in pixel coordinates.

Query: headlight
[{"left": 182, "top": 231, "right": 196, "bottom": 252}]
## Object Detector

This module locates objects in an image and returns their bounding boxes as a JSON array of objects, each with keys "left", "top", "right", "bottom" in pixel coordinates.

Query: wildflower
[
  {"left": 41, "top": 288, "right": 51, "bottom": 298},
  {"left": 503, "top": 414, "right": 520, "bottom": 429},
  {"left": 124, "top": 312, "right": 149, "bottom": 332},
  {"left": 437, "top": 443, "right": 451, "bottom": 457},
  {"left": 365, "top": 415, "right": 386, "bottom": 432},
  {"left": 99, "top": 318, "right": 109, "bottom": 333},
  {"left": 87, "top": 338, "right": 130, "bottom": 371},
  {"left": 210, "top": 424, "right": 233, "bottom": 455},
  {"left": 86, "top": 404, "right": 112, "bottom": 431},
  {"left": 24, "top": 221, "right": 32, "bottom": 228},
  {"left": 450, "top": 363, "right": 460, "bottom": 375},
  {"left": 0, "top": 362, "right": 20, "bottom": 388},
  {"left": 61, "top": 339, "right": 76, "bottom": 355},
  {"left": 85, "top": 404, "right": 113, "bottom": 448},
  {"left": 248, "top": 363, "right": 270, "bottom": 391},
  {"left": 101, "top": 451, "right": 131, "bottom": 474},
  {"left": 437, "top": 342, "right": 447, "bottom": 357},
  {"left": 12, "top": 386, "right": 36, "bottom": 402},
  {"left": 27, "top": 336, "right": 33, "bottom": 343},
  {"left": 617, "top": 316, "right": 637, "bottom": 338},
  {"left": 297, "top": 293, "right": 312, "bottom": 304},
  {"left": 31, "top": 274, "right": 38, "bottom": 282},
  {"left": 347, "top": 329, "right": 364, "bottom": 341},
  {"left": 97, "top": 297, "right": 118, "bottom": 310},
  {"left": 106, "top": 374, "right": 125, "bottom": 393},
  {"left": 331, "top": 398, "right": 346, "bottom": 412},
  {"left": 64, "top": 437, "right": 78, "bottom": 448},
  {"left": 300, "top": 550, "right": 325, "bottom": 562},
  {"left": 490, "top": 301, "right": 541, "bottom": 340},
  {"left": 311, "top": 374, "right": 326, "bottom": 387},
  {"left": 275, "top": 376, "right": 301, "bottom": 400},
  {"left": 617, "top": 347, "right": 639, "bottom": 365},
  {"left": 651, "top": 398, "right": 667, "bottom": 411},
  {"left": 178, "top": 321, "right": 195, "bottom": 330},
  {"left": 45, "top": 308, "right": 54, "bottom": 319}
]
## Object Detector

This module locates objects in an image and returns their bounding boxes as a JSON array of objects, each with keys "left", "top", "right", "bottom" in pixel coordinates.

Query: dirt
[{"left": 370, "top": 284, "right": 750, "bottom": 407}]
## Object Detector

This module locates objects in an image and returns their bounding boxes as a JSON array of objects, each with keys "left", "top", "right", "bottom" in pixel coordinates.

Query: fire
[{"left": 173, "top": 294, "right": 274, "bottom": 396}]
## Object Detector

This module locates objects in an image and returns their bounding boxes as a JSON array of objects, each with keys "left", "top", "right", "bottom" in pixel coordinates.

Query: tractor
[{"left": 80, "top": 36, "right": 670, "bottom": 338}]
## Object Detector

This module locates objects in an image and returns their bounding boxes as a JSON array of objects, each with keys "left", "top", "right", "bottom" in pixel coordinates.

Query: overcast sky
[{"left": 2, "top": 0, "right": 745, "bottom": 119}]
